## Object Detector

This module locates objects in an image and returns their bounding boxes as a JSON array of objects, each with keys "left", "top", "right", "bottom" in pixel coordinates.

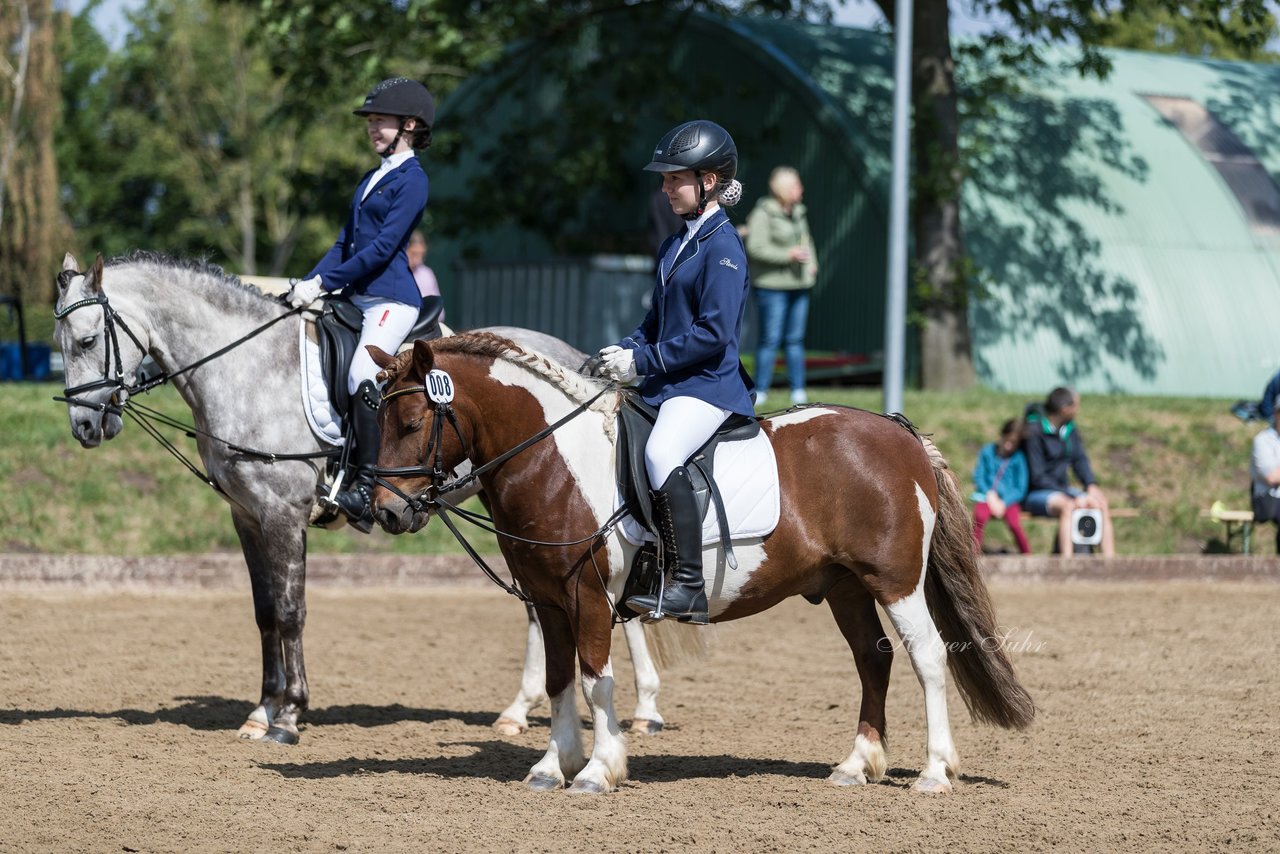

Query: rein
[
  {"left": 53, "top": 289, "right": 340, "bottom": 492},
  {"left": 375, "top": 371, "right": 624, "bottom": 605}
]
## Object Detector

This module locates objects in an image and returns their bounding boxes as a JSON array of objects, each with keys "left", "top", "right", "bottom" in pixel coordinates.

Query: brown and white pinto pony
[{"left": 370, "top": 333, "right": 1035, "bottom": 794}]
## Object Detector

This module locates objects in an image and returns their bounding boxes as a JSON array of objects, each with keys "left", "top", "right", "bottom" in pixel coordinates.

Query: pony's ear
[
  {"left": 411, "top": 338, "right": 435, "bottom": 376},
  {"left": 367, "top": 345, "right": 396, "bottom": 369},
  {"left": 376, "top": 350, "right": 415, "bottom": 385},
  {"left": 86, "top": 254, "right": 105, "bottom": 294},
  {"left": 62, "top": 252, "right": 80, "bottom": 273}
]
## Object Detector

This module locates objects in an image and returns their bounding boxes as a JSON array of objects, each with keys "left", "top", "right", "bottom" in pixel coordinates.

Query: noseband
[
  {"left": 376, "top": 369, "right": 472, "bottom": 512},
  {"left": 52, "top": 291, "right": 150, "bottom": 414}
]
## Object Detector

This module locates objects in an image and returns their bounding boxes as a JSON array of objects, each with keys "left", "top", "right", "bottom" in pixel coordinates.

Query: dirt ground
[{"left": 1, "top": 579, "right": 1278, "bottom": 853}]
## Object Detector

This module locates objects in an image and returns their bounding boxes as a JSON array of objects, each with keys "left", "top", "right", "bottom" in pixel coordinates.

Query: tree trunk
[
  {"left": 911, "top": 0, "right": 974, "bottom": 390},
  {"left": 876, "top": 0, "right": 976, "bottom": 390},
  {"left": 0, "top": 1, "right": 34, "bottom": 232}
]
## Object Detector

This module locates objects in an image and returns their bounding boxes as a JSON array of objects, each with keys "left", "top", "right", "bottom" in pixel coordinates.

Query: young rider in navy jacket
[
  {"left": 598, "top": 120, "right": 753, "bottom": 625},
  {"left": 288, "top": 77, "right": 432, "bottom": 532}
]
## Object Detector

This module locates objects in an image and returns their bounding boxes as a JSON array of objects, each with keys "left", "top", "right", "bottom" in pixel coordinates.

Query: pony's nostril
[{"left": 76, "top": 418, "right": 94, "bottom": 436}]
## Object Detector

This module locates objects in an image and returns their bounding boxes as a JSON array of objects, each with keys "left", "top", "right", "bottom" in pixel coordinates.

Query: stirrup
[
  {"left": 634, "top": 575, "right": 708, "bottom": 625},
  {"left": 334, "top": 483, "right": 374, "bottom": 534}
]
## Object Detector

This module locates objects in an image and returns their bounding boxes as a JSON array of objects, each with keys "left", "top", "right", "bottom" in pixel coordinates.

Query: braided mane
[{"left": 436, "top": 331, "right": 618, "bottom": 419}]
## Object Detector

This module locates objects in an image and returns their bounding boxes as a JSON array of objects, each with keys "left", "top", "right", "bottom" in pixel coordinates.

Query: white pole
[{"left": 883, "top": 0, "right": 913, "bottom": 415}]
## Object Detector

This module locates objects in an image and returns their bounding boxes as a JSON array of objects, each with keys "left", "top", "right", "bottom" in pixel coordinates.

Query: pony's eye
[
  {"left": 407, "top": 417, "right": 424, "bottom": 432},
  {"left": 78, "top": 335, "right": 96, "bottom": 350}
]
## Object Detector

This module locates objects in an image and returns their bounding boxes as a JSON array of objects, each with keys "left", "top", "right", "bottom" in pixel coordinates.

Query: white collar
[
  {"left": 378, "top": 150, "right": 416, "bottom": 171},
  {"left": 683, "top": 202, "right": 720, "bottom": 239}
]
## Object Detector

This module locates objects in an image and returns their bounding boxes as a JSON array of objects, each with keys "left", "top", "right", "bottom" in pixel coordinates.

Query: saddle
[
  {"left": 316, "top": 294, "right": 444, "bottom": 421},
  {"left": 615, "top": 390, "right": 760, "bottom": 615}
]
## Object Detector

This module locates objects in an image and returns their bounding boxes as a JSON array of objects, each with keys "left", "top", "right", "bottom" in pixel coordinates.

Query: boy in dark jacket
[{"left": 1024, "top": 387, "right": 1115, "bottom": 557}]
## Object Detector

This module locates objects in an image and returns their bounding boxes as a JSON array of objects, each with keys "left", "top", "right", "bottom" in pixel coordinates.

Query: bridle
[
  {"left": 52, "top": 279, "right": 335, "bottom": 491},
  {"left": 374, "top": 367, "right": 629, "bottom": 605},
  {"left": 52, "top": 290, "right": 149, "bottom": 415}
]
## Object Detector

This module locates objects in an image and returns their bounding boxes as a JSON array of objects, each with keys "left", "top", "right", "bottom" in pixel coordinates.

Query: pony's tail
[
  {"left": 921, "top": 438, "right": 1036, "bottom": 729},
  {"left": 643, "top": 620, "right": 715, "bottom": 671}
]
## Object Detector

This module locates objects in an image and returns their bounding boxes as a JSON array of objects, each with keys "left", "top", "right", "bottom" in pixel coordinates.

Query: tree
[
  {"left": 867, "top": 0, "right": 1274, "bottom": 389},
  {"left": 58, "top": 0, "right": 367, "bottom": 276},
  {"left": 1, "top": 0, "right": 67, "bottom": 322},
  {"left": 1095, "top": 0, "right": 1279, "bottom": 60},
  {"left": 95, "top": 0, "right": 1273, "bottom": 385}
]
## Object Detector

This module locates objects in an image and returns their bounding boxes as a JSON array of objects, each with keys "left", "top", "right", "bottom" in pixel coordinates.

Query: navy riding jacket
[
  {"left": 308, "top": 156, "right": 428, "bottom": 307},
  {"left": 620, "top": 208, "right": 755, "bottom": 416}
]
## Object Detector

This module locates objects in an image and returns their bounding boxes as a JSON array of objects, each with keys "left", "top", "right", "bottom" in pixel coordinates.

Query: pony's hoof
[
  {"left": 261, "top": 726, "right": 300, "bottom": 746},
  {"left": 524, "top": 773, "right": 564, "bottom": 792},
  {"left": 630, "top": 718, "right": 663, "bottom": 736},
  {"left": 493, "top": 717, "right": 527, "bottom": 737},
  {"left": 912, "top": 776, "right": 953, "bottom": 794},
  {"left": 236, "top": 720, "right": 268, "bottom": 740},
  {"left": 827, "top": 769, "right": 869, "bottom": 787},
  {"left": 567, "top": 779, "right": 609, "bottom": 795}
]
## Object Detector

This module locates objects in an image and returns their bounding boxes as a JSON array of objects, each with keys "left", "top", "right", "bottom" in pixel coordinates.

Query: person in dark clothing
[
  {"left": 1023, "top": 386, "right": 1115, "bottom": 557},
  {"left": 1261, "top": 369, "right": 1280, "bottom": 422}
]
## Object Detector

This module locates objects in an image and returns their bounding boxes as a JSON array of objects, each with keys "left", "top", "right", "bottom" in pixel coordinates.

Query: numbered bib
[{"left": 427, "top": 369, "right": 455, "bottom": 404}]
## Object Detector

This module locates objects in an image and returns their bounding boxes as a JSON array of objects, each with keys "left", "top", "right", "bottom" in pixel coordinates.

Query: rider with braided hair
[
  {"left": 597, "top": 119, "right": 754, "bottom": 625},
  {"left": 287, "top": 77, "right": 433, "bottom": 532}
]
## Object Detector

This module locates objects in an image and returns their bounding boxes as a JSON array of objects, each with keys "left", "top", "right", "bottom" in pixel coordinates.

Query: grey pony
[{"left": 53, "top": 251, "right": 666, "bottom": 744}]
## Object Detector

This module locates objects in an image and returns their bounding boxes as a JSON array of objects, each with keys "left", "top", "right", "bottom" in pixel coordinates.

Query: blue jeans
[{"left": 754, "top": 287, "right": 810, "bottom": 393}]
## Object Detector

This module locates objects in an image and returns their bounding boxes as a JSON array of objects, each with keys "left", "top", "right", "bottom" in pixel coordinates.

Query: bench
[
  {"left": 1022, "top": 506, "right": 1139, "bottom": 554},
  {"left": 1200, "top": 501, "right": 1256, "bottom": 554}
]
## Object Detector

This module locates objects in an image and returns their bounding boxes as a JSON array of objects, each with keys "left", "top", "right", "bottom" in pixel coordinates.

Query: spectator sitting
[
  {"left": 971, "top": 418, "right": 1031, "bottom": 554},
  {"left": 1024, "top": 386, "right": 1115, "bottom": 557},
  {"left": 1251, "top": 406, "right": 1280, "bottom": 552}
]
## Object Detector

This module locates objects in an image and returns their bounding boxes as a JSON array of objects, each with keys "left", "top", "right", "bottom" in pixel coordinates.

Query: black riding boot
[
  {"left": 625, "top": 466, "right": 709, "bottom": 625},
  {"left": 334, "top": 379, "right": 381, "bottom": 534}
]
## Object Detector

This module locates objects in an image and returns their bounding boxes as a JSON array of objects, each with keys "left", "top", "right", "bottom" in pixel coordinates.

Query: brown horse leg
[
  {"left": 825, "top": 574, "right": 891, "bottom": 786},
  {"left": 524, "top": 606, "right": 586, "bottom": 791}
]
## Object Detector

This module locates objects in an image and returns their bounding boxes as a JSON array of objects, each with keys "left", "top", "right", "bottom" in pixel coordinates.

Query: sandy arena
[{"left": 1, "top": 570, "right": 1278, "bottom": 852}]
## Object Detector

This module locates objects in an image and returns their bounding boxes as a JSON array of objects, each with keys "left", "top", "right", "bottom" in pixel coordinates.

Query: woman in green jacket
[{"left": 744, "top": 166, "right": 817, "bottom": 406}]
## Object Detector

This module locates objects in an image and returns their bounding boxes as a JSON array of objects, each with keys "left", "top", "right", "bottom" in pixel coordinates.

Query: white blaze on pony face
[{"left": 487, "top": 359, "right": 627, "bottom": 592}]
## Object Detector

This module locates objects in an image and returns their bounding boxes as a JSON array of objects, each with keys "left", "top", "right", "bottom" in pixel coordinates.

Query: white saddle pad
[
  {"left": 299, "top": 318, "right": 344, "bottom": 446},
  {"left": 618, "top": 428, "right": 780, "bottom": 547},
  {"left": 298, "top": 318, "right": 455, "bottom": 447}
]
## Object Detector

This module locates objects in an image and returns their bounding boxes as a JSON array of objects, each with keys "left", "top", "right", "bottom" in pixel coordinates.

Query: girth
[
  {"left": 615, "top": 389, "right": 759, "bottom": 569},
  {"left": 315, "top": 294, "right": 443, "bottom": 420}
]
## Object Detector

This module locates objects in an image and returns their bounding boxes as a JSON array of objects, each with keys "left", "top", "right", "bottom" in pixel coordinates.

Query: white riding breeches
[
  {"left": 348, "top": 294, "right": 419, "bottom": 395},
  {"left": 645, "top": 395, "right": 731, "bottom": 489}
]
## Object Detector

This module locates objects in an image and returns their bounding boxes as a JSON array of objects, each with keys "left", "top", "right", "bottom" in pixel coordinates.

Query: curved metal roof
[{"left": 963, "top": 47, "right": 1280, "bottom": 397}]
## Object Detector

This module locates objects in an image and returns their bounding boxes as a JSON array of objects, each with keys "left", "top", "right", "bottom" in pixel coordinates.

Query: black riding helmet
[
  {"left": 354, "top": 77, "right": 435, "bottom": 155},
  {"left": 644, "top": 120, "right": 738, "bottom": 218}
]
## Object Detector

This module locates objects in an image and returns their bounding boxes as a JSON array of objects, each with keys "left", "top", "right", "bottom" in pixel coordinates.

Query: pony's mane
[
  {"left": 435, "top": 331, "right": 616, "bottom": 406},
  {"left": 107, "top": 250, "right": 277, "bottom": 304},
  {"left": 418, "top": 332, "right": 619, "bottom": 435}
]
